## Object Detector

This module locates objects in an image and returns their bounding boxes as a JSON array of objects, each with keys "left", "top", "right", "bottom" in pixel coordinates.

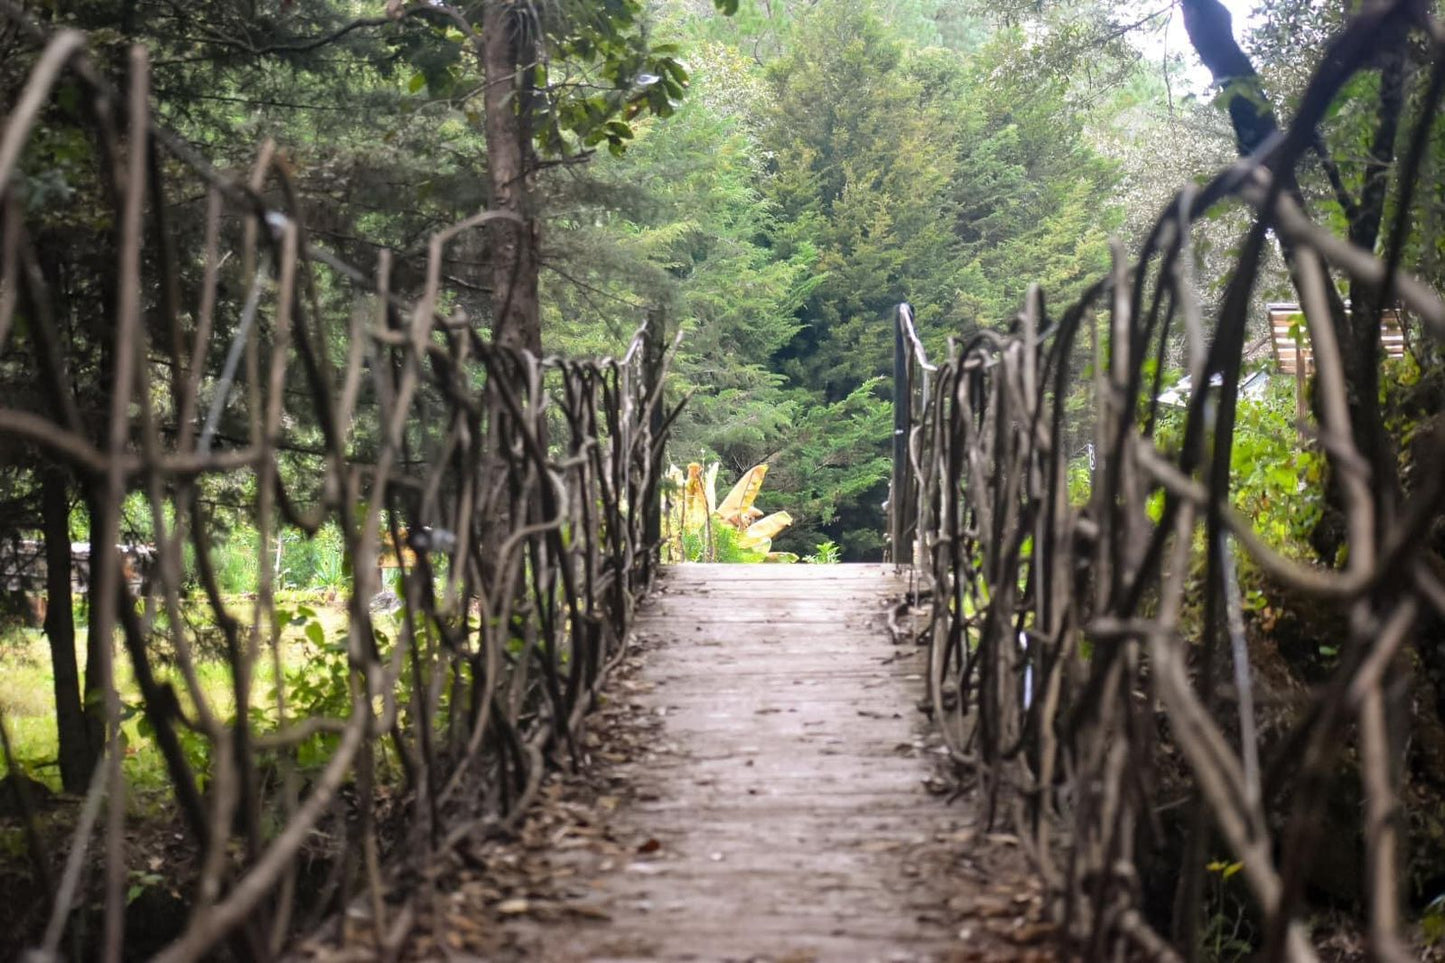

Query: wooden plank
[
  {"left": 658, "top": 563, "right": 905, "bottom": 581},
  {"left": 492, "top": 558, "right": 1035, "bottom": 959}
]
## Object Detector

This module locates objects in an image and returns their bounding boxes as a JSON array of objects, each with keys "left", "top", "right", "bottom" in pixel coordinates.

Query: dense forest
[
  {"left": 4, "top": 0, "right": 1445, "bottom": 959},
  {"left": 0, "top": 0, "right": 1209, "bottom": 563}
]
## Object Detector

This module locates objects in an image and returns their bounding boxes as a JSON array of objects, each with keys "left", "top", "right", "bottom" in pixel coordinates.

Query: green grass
[
  {"left": 1, "top": 627, "right": 67, "bottom": 783},
  {"left": 0, "top": 591, "right": 352, "bottom": 803}
]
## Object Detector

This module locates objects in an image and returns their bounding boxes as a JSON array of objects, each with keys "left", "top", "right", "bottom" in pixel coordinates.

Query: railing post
[
  {"left": 889, "top": 303, "right": 910, "bottom": 566},
  {"left": 642, "top": 305, "right": 665, "bottom": 583}
]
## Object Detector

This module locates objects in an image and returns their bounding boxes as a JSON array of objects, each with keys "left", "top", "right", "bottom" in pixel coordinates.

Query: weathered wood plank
[
  {"left": 491, "top": 562, "right": 1036, "bottom": 961},
  {"left": 657, "top": 562, "right": 906, "bottom": 581}
]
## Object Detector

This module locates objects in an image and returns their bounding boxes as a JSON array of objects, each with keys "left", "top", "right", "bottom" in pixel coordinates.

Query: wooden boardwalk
[{"left": 494, "top": 563, "right": 1040, "bottom": 962}]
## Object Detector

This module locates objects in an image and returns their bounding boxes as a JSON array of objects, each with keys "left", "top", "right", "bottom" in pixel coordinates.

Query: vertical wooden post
[
  {"left": 1296, "top": 348, "right": 1307, "bottom": 433},
  {"left": 642, "top": 306, "right": 665, "bottom": 584},
  {"left": 889, "top": 304, "right": 909, "bottom": 566}
]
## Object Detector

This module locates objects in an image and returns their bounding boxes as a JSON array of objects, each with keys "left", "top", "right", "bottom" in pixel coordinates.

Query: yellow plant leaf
[
  {"left": 704, "top": 462, "right": 719, "bottom": 514},
  {"left": 739, "top": 510, "right": 793, "bottom": 549},
  {"left": 660, "top": 464, "right": 685, "bottom": 559},
  {"left": 718, "top": 463, "right": 768, "bottom": 527},
  {"left": 683, "top": 462, "right": 709, "bottom": 533}
]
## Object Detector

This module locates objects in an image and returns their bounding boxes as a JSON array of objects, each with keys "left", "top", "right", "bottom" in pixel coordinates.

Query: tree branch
[
  {"left": 1180, "top": 0, "right": 1277, "bottom": 156},
  {"left": 1311, "top": 130, "right": 1360, "bottom": 225}
]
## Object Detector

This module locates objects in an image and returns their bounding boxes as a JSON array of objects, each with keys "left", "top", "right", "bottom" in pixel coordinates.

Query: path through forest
[{"left": 385, "top": 564, "right": 1055, "bottom": 962}]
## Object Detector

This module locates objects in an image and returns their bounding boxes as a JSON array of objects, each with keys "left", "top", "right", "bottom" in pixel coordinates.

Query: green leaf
[
  {"left": 1267, "top": 466, "right": 1295, "bottom": 490},
  {"left": 407, "top": 72, "right": 427, "bottom": 94},
  {"left": 57, "top": 82, "right": 81, "bottom": 117},
  {"left": 305, "top": 620, "right": 325, "bottom": 648}
]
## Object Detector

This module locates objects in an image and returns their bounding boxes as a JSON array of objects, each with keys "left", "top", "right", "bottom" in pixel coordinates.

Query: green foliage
[
  {"left": 760, "top": 0, "right": 964, "bottom": 398},
  {"left": 546, "top": 46, "right": 815, "bottom": 470},
  {"left": 679, "top": 523, "right": 767, "bottom": 564},
  {"left": 126, "top": 870, "right": 166, "bottom": 907},
  {"left": 1067, "top": 455, "right": 1093, "bottom": 507},
  {"left": 1424, "top": 892, "right": 1445, "bottom": 946},
  {"left": 1202, "top": 858, "right": 1256, "bottom": 962},
  {"left": 535, "top": 0, "right": 1123, "bottom": 560},
  {"left": 768, "top": 379, "right": 893, "bottom": 558},
  {"left": 803, "top": 540, "right": 841, "bottom": 564},
  {"left": 534, "top": 1, "right": 704, "bottom": 157},
  {"left": 213, "top": 527, "right": 263, "bottom": 596},
  {"left": 279, "top": 525, "right": 348, "bottom": 592},
  {"left": 1149, "top": 375, "right": 1322, "bottom": 562},
  {"left": 1228, "top": 380, "right": 1323, "bottom": 560}
]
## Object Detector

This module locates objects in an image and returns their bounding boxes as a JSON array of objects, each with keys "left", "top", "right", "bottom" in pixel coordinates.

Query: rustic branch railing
[
  {"left": 891, "top": 6, "right": 1445, "bottom": 960},
  {"left": 0, "top": 22, "right": 671, "bottom": 963}
]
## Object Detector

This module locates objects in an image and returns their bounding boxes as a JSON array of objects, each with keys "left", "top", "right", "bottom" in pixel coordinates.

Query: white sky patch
[{"left": 1144, "top": 0, "right": 1261, "bottom": 95}]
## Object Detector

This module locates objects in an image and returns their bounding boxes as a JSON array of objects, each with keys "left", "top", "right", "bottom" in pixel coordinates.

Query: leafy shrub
[
  {"left": 1229, "top": 379, "right": 1323, "bottom": 559},
  {"left": 1149, "top": 376, "right": 1321, "bottom": 560},
  {"left": 279, "top": 524, "right": 348, "bottom": 592},
  {"left": 804, "top": 539, "right": 841, "bottom": 564},
  {"left": 679, "top": 523, "right": 766, "bottom": 563},
  {"left": 213, "top": 526, "right": 262, "bottom": 595}
]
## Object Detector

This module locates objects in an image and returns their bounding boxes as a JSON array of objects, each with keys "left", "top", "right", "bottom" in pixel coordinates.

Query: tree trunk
[
  {"left": 1344, "top": 47, "right": 1405, "bottom": 517},
  {"left": 1180, "top": 0, "right": 1396, "bottom": 543},
  {"left": 81, "top": 491, "right": 109, "bottom": 763},
  {"left": 42, "top": 467, "right": 93, "bottom": 792},
  {"left": 482, "top": 0, "right": 542, "bottom": 356}
]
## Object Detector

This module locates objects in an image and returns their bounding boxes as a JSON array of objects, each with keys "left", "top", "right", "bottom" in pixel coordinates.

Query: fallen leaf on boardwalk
[
  {"left": 446, "top": 913, "right": 486, "bottom": 938},
  {"left": 625, "top": 861, "right": 666, "bottom": 874},
  {"left": 1006, "top": 921, "right": 1057, "bottom": 944},
  {"left": 565, "top": 902, "right": 613, "bottom": 920},
  {"left": 636, "top": 837, "right": 662, "bottom": 854},
  {"left": 954, "top": 895, "right": 1014, "bottom": 918},
  {"left": 496, "top": 898, "right": 530, "bottom": 915},
  {"left": 439, "top": 951, "right": 487, "bottom": 963}
]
